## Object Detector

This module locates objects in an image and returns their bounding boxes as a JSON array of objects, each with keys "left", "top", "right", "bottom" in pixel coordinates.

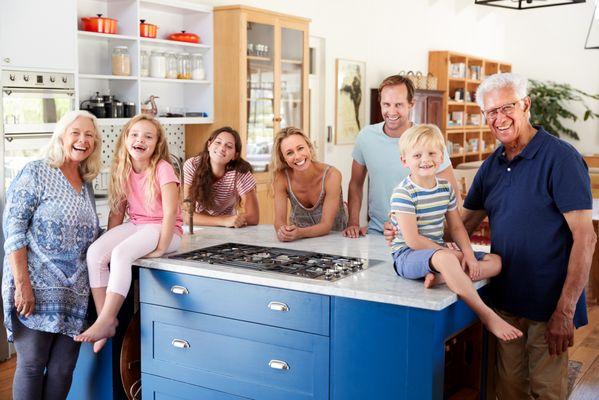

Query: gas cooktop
[{"left": 170, "top": 242, "right": 372, "bottom": 281}]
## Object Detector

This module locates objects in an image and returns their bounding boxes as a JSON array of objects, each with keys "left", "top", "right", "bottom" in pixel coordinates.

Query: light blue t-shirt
[{"left": 351, "top": 122, "right": 451, "bottom": 234}]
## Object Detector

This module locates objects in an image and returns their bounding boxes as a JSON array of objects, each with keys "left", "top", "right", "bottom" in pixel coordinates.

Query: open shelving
[
  {"left": 428, "top": 50, "right": 511, "bottom": 167},
  {"left": 75, "top": 0, "right": 214, "bottom": 124}
]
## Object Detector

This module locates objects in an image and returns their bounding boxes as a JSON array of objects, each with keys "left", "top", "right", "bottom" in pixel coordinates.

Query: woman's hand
[
  {"left": 14, "top": 281, "right": 35, "bottom": 317},
  {"left": 223, "top": 214, "right": 247, "bottom": 228},
  {"left": 277, "top": 225, "right": 301, "bottom": 242}
]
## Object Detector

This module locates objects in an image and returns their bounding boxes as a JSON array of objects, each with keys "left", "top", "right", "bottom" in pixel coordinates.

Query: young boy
[{"left": 389, "top": 124, "right": 522, "bottom": 342}]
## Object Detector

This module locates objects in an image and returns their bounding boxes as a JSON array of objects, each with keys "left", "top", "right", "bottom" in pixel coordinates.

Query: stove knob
[
  {"left": 23, "top": 75, "right": 29, "bottom": 82},
  {"left": 49, "top": 76, "right": 55, "bottom": 83},
  {"left": 9, "top": 73, "right": 15, "bottom": 81},
  {"left": 62, "top": 76, "right": 67, "bottom": 83}
]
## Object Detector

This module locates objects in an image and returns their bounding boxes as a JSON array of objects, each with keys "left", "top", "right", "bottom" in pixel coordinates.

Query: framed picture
[
  {"left": 335, "top": 58, "right": 366, "bottom": 144},
  {"left": 335, "top": 59, "right": 366, "bottom": 144}
]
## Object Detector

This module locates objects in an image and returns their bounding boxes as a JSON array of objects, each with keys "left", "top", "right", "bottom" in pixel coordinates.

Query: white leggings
[{"left": 87, "top": 222, "right": 181, "bottom": 296}]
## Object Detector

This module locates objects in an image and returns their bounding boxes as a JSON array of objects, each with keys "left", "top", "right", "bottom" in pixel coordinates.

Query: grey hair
[
  {"left": 44, "top": 110, "right": 102, "bottom": 182},
  {"left": 475, "top": 73, "right": 528, "bottom": 109}
]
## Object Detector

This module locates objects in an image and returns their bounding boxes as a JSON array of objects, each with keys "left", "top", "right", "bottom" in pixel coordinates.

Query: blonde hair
[
  {"left": 44, "top": 110, "right": 102, "bottom": 182},
  {"left": 269, "top": 127, "right": 315, "bottom": 186},
  {"left": 398, "top": 124, "right": 446, "bottom": 157},
  {"left": 109, "top": 114, "right": 171, "bottom": 213}
]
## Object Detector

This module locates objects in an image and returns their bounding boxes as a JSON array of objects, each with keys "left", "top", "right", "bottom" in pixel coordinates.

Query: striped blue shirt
[{"left": 389, "top": 176, "right": 456, "bottom": 253}]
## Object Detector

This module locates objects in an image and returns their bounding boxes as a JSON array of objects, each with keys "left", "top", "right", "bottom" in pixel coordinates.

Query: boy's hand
[
  {"left": 383, "top": 221, "right": 396, "bottom": 245},
  {"left": 463, "top": 255, "right": 480, "bottom": 280}
]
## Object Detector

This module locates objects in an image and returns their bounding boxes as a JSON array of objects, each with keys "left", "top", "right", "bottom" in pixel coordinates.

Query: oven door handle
[
  {"left": 4, "top": 133, "right": 53, "bottom": 141},
  {"left": 3, "top": 88, "right": 75, "bottom": 96}
]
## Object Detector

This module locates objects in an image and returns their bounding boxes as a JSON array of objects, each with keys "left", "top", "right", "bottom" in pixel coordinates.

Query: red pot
[
  {"left": 168, "top": 30, "right": 200, "bottom": 43},
  {"left": 140, "top": 19, "right": 158, "bottom": 38},
  {"left": 81, "top": 14, "right": 117, "bottom": 34}
]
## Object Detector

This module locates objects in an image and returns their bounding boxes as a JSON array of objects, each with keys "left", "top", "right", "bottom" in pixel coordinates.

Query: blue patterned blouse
[{"left": 2, "top": 160, "right": 99, "bottom": 341}]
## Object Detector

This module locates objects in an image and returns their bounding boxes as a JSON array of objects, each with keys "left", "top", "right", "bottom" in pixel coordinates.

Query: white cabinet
[
  {"left": 0, "top": 0, "right": 76, "bottom": 71},
  {"left": 75, "top": 0, "right": 214, "bottom": 125}
]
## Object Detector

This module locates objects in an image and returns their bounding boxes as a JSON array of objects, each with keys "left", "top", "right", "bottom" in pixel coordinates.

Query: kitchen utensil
[
  {"left": 167, "top": 30, "right": 200, "bottom": 43},
  {"left": 124, "top": 102, "right": 136, "bottom": 118},
  {"left": 139, "top": 19, "right": 158, "bottom": 38},
  {"left": 88, "top": 102, "right": 106, "bottom": 118},
  {"left": 81, "top": 14, "right": 117, "bottom": 34}
]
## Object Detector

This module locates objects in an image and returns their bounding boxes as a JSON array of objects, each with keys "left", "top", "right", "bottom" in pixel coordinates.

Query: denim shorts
[{"left": 392, "top": 248, "right": 487, "bottom": 279}]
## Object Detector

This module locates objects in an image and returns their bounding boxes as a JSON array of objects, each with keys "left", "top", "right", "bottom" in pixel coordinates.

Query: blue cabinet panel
[
  {"left": 142, "top": 373, "right": 250, "bottom": 400},
  {"left": 141, "top": 303, "right": 329, "bottom": 400},
  {"left": 140, "top": 269, "right": 329, "bottom": 336}
]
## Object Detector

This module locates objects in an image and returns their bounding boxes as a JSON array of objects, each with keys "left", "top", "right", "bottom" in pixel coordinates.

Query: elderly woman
[{"left": 2, "top": 110, "right": 102, "bottom": 400}]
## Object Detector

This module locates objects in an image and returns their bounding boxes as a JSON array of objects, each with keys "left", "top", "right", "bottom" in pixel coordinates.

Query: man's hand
[
  {"left": 343, "top": 225, "right": 367, "bottom": 238},
  {"left": 14, "top": 281, "right": 35, "bottom": 317},
  {"left": 462, "top": 254, "right": 480, "bottom": 280},
  {"left": 383, "top": 221, "right": 396, "bottom": 245},
  {"left": 545, "top": 310, "right": 574, "bottom": 356},
  {"left": 277, "top": 225, "right": 301, "bottom": 242}
]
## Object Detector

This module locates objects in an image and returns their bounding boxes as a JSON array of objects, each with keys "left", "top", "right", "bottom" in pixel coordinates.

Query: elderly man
[
  {"left": 385, "top": 72, "right": 595, "bottom": 399},
  {"left": 343, "top": 75, "right": 458, "bottom": 237}
]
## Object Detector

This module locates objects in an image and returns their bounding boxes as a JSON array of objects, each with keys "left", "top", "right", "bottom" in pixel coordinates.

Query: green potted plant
[{"left": 528, "top": 80, "right": 599, "bottom": 140}]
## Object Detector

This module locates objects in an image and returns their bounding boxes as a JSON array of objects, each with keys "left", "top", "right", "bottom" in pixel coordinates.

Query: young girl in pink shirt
[{"left": 75, "top": 114, "right": 182, "bottom": 352}]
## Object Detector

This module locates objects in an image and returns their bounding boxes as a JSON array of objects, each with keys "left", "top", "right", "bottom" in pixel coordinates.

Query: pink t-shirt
[
  {"left": 127, "top": 159, "right": 183, "bottom": 235},
  {"left": 183, "top": 156, "right": 257, "bottom": 216}
]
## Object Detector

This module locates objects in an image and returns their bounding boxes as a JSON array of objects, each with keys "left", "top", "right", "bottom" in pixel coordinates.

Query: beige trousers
[{"left": 495, "top": 309, "right": 569, "bottom": 400}]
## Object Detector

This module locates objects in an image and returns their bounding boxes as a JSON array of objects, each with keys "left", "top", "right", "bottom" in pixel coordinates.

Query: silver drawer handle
[
  {"left": 268, "top": 359, "right": 290, "bottom": 370},
  {"left": 171, "top": 339, "right": 190, "bottom": 349},
  {"left": 170, "top": 285, "right": 189, "bottom": 295},
  {"left": 267, "top": 301, "right": 289, "bottom": 312}
]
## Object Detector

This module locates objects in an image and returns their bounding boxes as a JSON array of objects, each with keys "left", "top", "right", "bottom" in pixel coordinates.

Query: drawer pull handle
[
  {"left": 268, "top": 359, "right": 290, "bottom": 370},
  {"left": 267, "top": 301, "right": 289, "bottom": 312},
  {"left": 171, "top": 339, "right": 190, "bottom": 349},
  {"left": 170, "top": 285, "right": 189, "bottom": 295}
]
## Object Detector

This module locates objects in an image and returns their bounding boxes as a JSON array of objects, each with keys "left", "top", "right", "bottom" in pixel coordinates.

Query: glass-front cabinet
[{"left": 188, "top": 6, "right": 309, "bottom": 223}]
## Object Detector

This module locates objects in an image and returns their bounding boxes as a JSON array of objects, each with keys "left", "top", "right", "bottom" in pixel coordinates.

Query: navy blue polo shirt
[{"left": 464, "top": 127, "right": 591, "bottom": 327}]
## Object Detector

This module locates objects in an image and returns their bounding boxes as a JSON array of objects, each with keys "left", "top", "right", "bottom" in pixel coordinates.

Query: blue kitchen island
[{"left": 70, "top": 225, "right": 487, "bottom": 400}]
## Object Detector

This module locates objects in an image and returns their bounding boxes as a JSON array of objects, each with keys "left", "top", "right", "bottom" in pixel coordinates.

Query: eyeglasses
[{"left": 482, "top": 98, "right": 524, "bottom": 121}]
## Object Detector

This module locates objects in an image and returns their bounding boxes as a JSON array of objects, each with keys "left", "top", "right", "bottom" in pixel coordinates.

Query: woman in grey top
[
  {"left": 271, "top": 127, "right": 347, "bottom": 242},
  {"left": 2, "top": 110, "right": 102, "bottom": 400}
]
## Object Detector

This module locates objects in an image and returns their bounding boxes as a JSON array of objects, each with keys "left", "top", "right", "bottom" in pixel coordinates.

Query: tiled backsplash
[{"left": 93, "top": 124, "right": 185, "bottom": 194}]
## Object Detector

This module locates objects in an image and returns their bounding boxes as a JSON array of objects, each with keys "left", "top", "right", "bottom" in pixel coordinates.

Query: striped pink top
[{"left": 183, "top": 155, "right": 257, "bottom": 216}]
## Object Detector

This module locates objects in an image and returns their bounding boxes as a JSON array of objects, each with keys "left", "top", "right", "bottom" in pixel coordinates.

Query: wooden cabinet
[
  {"left": 0, "top": 0, "right": 77, "bottom": 71},
  {"left": 369, "top": 88, "right": 444, "bottom": 126},
  {"left": 185, "top": 6, "right": 310, "bottom": 224},
  {"left": 428, "top": 51, "right": 512, "bottom": 167}
]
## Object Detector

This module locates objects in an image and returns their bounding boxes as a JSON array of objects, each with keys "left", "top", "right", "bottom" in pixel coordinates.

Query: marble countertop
[{"left": 134, "top": 225, "right": 487, "bottom": 311}]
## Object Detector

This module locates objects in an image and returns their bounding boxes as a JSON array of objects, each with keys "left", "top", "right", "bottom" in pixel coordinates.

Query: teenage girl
[
  {"left": 75, "top": 114, "right": 183, "bottom": 352},
  {"left": 272, "top": 127, "right": 347, "bottom": 242},
  {"left": 184, "top": 126, "right": 259, "bottom": 228}
]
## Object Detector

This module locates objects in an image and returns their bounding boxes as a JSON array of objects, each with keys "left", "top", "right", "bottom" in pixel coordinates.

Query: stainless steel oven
[{"left": 0, "top": 70, "right": 75, "bottom": 359}]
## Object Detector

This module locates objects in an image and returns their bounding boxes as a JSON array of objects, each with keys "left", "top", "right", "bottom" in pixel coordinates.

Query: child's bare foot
[
  {"left": 93, "top": 338, "right": 107, "bottom": 353},
  {"left": 482, "top": 314, "right": 523, "bottom": 342},
  {"left": 74, "top": 318, "right": 118, "bottom": 343},
  {"left": 424, "top": 273, "right": 436, "bottom": 288}
]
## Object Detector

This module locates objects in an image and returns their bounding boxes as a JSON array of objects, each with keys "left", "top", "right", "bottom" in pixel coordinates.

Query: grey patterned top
[
  {"left": 285, "top": 165, "right": 348, "bottom": 231},
  {"left": 2, "top": 160, "right": 99, "bottom": 341}
]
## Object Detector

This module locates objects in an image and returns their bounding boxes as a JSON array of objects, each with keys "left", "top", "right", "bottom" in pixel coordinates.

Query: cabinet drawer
[
  {"left": 141, "top": 303, "right": 329, "bottom": 400},
  {"left": 140, "top": 268, "right": 329, "bottom": 336},
  {"left": 142, "top": 373, "right": 248, "bottom": 400}
]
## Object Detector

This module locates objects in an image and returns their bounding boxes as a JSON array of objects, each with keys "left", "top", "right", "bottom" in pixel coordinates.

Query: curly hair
[
  {"left": 187, "top": 127, "right": 252, "bottom": 212},
  {"left": 109, "top": 114, "right": 171, "bottom": 213}
]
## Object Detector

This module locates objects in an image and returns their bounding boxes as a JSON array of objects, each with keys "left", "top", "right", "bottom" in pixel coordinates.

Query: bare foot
[
  {"left": 93, "top": 338, "right": 107, "bottom": 353},
  {"left": 424, "top": 273, "right": 437, "bottom": 288},
  {"left": 74, "top": 318, "right": 118, "bottom": 343},
  {"left": 482, "top": 314, "right": 523, "bottom": 342}
]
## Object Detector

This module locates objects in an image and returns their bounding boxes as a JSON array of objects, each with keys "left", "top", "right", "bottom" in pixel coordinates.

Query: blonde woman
[
  {"left": 2, "top": 110, "right": 102, "bottom": 400},
  {"left": 271, "top": 127, "right": 347, "bottom": 242},
  {"left": 75, "top": 114, "right": 182, "bottom": 352}
]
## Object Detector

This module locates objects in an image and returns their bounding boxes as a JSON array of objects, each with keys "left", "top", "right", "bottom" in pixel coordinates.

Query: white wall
[{"left": 195, "top": 0, "right": 599, "bottom": 213}]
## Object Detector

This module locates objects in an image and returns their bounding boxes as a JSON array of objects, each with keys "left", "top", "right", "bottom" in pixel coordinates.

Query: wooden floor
[{"left": 0, "top": 306, "right": 598, "bottom": 399}]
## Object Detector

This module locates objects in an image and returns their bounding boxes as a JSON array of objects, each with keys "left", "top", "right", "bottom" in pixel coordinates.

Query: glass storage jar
[
  {"left": 150, "top": 51, "right": 166, "bottom": 78},
  {"left": 191, "top": 54, "right": 205, "bottom": 80},
  {"left": 166, "top": 52, "right": 178, "bottom": 79},
  {"left": 177, "top": 52, "right": 191, "bottom": 79},
  {"left": 112, "top": 46, "right": 131, "bottom": 76},
  {"left": 140, "top": 50, "right": 150, "bottom": 77}
]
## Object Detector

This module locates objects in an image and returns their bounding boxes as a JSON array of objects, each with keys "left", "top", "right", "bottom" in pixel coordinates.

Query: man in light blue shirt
[{"left": 343, "top": 75, "right": 458, "bottom": 236}]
